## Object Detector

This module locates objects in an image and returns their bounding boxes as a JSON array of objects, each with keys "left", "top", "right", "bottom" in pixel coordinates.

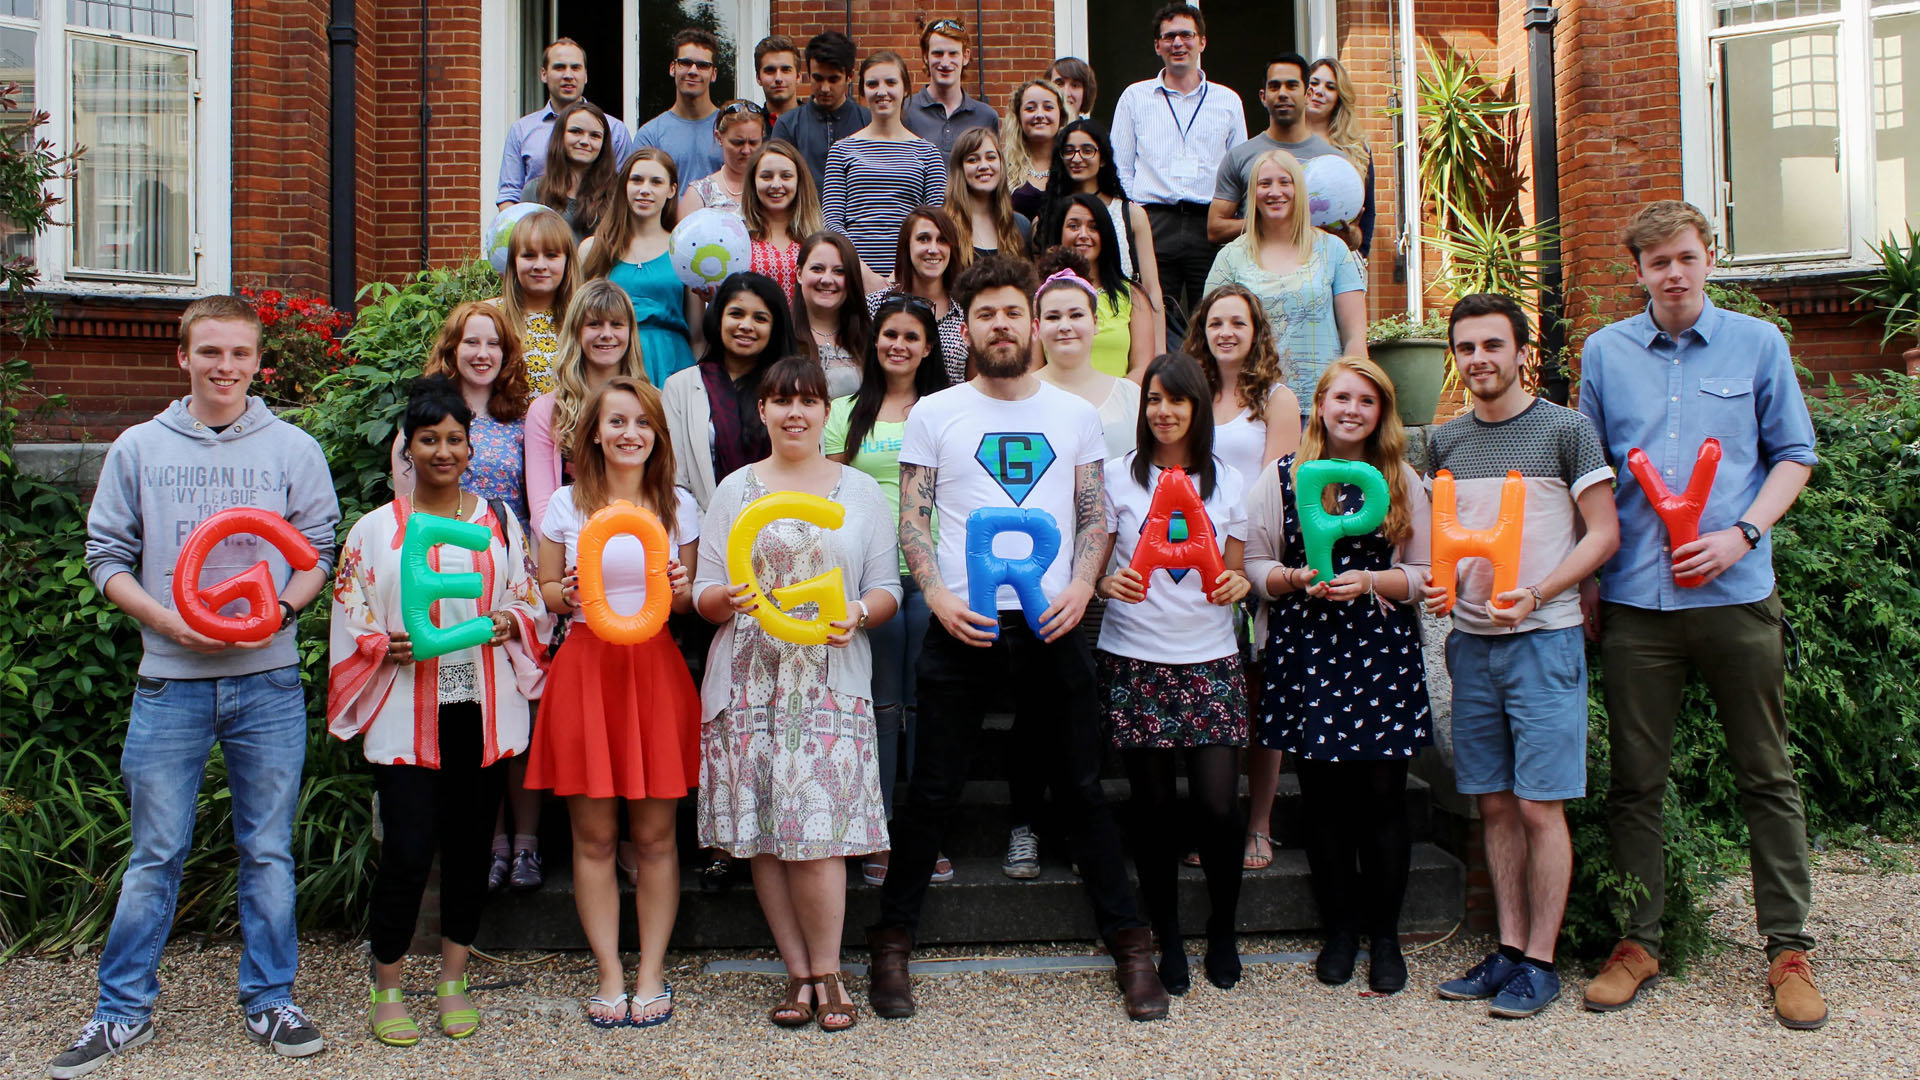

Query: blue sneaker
[
  {"left": 1437, "top": 951, "right": 1518, "bottom": 1001},
  {"left": 1488, "top": 962, "right": 1562, "bottom": 1019}
]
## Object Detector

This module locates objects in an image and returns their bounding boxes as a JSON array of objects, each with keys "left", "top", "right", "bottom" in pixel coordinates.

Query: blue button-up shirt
[
  {"left": 1577, "top": 295, "right": 1817, "bottom": 611},
  {"left": 498, "top": 102, "right": 635, "bottom": 205}
]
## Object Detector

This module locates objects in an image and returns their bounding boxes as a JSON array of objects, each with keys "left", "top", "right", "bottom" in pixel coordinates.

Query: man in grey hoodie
[{"left": 51, "top": 295, "right": 340, "bottom": 1079}]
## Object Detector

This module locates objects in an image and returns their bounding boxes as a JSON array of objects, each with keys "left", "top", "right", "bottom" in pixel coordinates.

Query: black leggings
[
  {"left": 1294, "top": 757, "right": 1412, "bottom": 939},
  {"left": 1122, "top": 745, "right": 1243, "bottom": 943},
  {"left": 368, "top": 703, "right": 509, "bottom": 964}
]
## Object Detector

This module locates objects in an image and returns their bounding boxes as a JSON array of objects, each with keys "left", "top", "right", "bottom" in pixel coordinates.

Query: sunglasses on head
[
  {"left": 720, "top": 100, "right": 766, "bottom": 117},
  {"left": 927, "top": 18, "right": 964, "bottom": 37}
]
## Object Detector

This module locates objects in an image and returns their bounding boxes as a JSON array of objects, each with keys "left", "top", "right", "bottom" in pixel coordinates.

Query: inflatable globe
[
  {"left": 1304, "top": 154, "right": 1365, "bottom": 230},
  {"left": 669, "top": 208, "right": 752, "bottom": 290},
  {"left": 483, "top": 202, "right": 546, "bottom": 275}
]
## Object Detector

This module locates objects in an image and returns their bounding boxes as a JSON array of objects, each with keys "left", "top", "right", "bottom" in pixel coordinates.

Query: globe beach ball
[
  {"left": 483, "top": 202, "right": 547, "bottom": 275},
  {"left": 670, "top": 208, "right": 752, "bottom": 290},
  {"left": 1304, "top": 155, "right": 1365, "bottom": 230}
]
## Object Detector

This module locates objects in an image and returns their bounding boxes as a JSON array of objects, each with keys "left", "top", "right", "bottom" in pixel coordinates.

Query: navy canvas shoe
[
  {"left": 1488, "top": 962, "right": 1562, "bottom": 1019},
  {"left": 1437, "top": 951, "right": 1519, "bottom": 1001}
]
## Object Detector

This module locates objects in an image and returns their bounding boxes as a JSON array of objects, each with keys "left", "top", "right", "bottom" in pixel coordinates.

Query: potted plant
[
  {"left": 1368, "top": 313, "right": 1451, "bottom": 426},
  {"left": 1852, "top": 223, "right": 1920, "bottom": 376}
]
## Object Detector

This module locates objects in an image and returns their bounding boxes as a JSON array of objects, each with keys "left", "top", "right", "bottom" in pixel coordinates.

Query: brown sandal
[
  {"left": 812, "top": 972, "right": 858, "bottom": 1032},
  {"left": 769, "top": 975, "right": 813, "bottom": 1027}
]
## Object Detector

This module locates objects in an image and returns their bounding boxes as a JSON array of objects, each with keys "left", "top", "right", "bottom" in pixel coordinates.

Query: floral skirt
[
  {"left": 696, "top": 688, "right": 889, "bottom": 861},
  {"left": 1096, "top": 651, "right": 1249, "bottom": 750}
]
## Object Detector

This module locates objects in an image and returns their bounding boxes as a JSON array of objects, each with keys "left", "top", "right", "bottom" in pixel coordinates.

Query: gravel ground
[{"left": 4, "top": 847, "right": 1915, "bottom": 1080}]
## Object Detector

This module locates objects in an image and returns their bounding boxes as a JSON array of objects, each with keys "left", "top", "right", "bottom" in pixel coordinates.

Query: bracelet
[
  {"left": 1365, "top": 570, "right": 1377, "bottom": 598},
  {"left": 277, "top": 599, "right": 297, "bottom": 626}
]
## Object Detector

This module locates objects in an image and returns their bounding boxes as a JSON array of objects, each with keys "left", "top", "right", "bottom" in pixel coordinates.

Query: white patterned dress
[{"left": 697, "top": 472, "right": 889, "bottom": 860}]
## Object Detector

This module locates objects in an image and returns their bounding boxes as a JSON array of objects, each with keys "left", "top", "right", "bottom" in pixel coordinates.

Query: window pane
[
  {"left": 1714, "top": 1, "right": 1842, "bottom": 29},
  {"left": 70, "top": 37, "right": 192, "bottom": 278},
  {"left": 1720, "top": 27, "right": 1849, "bottom": 257},
  {"left": 66, "top": 0, "right": 193, "bottom": 41},
  {"left": 1876, "top": 13, "right": 1920, "bottom": 239},
  {"left": 0, "top": 1, "right": 40, "bottom": 16},
  {"left": 0, "top": 26, "right": 34, "bottom": 263}
]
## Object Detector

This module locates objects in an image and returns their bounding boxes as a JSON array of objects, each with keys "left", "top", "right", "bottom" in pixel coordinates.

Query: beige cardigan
[{"left": 662, "top": 364, "right": 719, "bottom": 510}]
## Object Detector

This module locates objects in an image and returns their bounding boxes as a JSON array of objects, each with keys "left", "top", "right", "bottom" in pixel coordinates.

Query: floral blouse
[
  {"left": 522, "top": 310, "right": 560, "bottom": 395},
  {"left": 466, "top": 413, "right": 529, "bottom": 535}
]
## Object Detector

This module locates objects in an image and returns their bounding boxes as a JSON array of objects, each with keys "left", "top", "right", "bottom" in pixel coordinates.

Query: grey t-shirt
[
  {"left": 1212, "top": 131, "right": 1341, "bottom": 216},
  {"left": 634, "top": 109, "right": 724, "bottom": 194}
]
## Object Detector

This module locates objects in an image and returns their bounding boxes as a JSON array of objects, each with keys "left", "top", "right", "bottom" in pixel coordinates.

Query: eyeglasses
[
  {"left": 1061, "top": 144, "right": 1100, "bottom": 159},
  {"left": 719, "top": 100, "right": 766, "bottom": 117},
  {"left": 674, "top": 57, "right": 717, "bottom": 71},
  {"left": 1156, "top": 29, "right": 1198, "bottom": 44}
]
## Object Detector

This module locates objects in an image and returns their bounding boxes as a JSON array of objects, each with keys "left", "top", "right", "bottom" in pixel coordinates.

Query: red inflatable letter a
[{"left": 1128, "top": 467, "right": 1226, "bottom": 597}]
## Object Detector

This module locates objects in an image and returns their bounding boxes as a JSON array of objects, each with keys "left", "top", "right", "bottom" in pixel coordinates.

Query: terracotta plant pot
[
  {"left": 1904, "top": 346, "right": 1920, "bottom": 377},
  {"left": 1370, "top": 338, "right": 1450, "bottom": 427}
]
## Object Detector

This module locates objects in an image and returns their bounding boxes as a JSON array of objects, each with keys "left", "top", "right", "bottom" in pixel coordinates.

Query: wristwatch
[
  {"left": 854, "top": 599, "right": 871, "bottom": 629},
  {"left": 1734, "top": 520, "right": 1763, "bottom": 549},
  {"left": 277, "top": 599, "right": 298, "bottom": 627},
  {"left": 1526, "top": 585, "right": 1545, "bottom": 608}
]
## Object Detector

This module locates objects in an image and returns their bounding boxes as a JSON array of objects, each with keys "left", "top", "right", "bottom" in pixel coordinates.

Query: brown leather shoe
[
  {"left": 1582, "top": 940, "right": 1660, "bottom": 1012},
  {"left": 865, "top": 926, "right": 916, "bottom": 1019},
  {"left": 1110, "top": 926, "right": 1171, "bottom": 1021},
  {"left": 1768, "top": 950, "right": 1829, "bottom": 1030}
]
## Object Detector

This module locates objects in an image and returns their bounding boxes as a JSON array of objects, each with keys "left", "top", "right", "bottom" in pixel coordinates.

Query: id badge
[{"left": 1170, "top": 151, "right": 1200, "bottom": 181}]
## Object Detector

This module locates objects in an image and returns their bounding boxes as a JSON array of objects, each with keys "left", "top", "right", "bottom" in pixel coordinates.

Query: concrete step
[{"left": 475, "top": 842, "right": 1465, "bottom": 950}]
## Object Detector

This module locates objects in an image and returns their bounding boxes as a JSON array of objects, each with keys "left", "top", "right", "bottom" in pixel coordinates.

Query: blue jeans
[
  {"left": 94, "top": 667, "right": 309, "bottom": 1024},
  {"left": 869, "top": 579, "right": 928, "bottom": 820}
]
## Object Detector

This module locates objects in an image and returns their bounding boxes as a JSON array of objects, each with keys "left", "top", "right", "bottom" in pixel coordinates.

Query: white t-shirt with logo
[
  {"left": 898, "top": 381, "right": 1107, "bottom": 611},
  {"left": 542, "top": 485, "right": 701, "bottom": 615},
  {"left": 1099, "top": 451, "right": 1249, "bottom": 664}
]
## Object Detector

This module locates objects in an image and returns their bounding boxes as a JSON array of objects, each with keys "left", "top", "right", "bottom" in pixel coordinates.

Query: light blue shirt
[
  {"left": 634, "top": 109, "right": 724, "bottom": 195},
  {"left": 498, "top": 102, "right": 634, "bottom": 205},
  {"left": 1577, "top": 295, "right": 1817, "bottom": 611},
  {"left": 1110, "top": 72, "right": 1247, "bottom": 206}
]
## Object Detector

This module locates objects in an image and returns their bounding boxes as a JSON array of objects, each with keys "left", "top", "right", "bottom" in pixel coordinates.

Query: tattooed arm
[
  {"left": 1036, "top": 459, "right": 1104, "bottom": 643},
  {"left": 900, "top": 461, "right": 999, "bottom": 646}
]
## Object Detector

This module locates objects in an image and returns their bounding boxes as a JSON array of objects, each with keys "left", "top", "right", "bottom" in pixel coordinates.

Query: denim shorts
[{"left": 1445, "top": 625, "right": 1589, "bottom": 801}]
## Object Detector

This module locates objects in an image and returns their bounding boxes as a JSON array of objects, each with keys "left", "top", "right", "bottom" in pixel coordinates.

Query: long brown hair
[
  {"left": 943, "top": 128, "right": 1024, "bottom": 259},
  {"left": 582, "top": 148, "right": 680, "bottom": 281},
  {"left": 499, "top": 208, "right": 578, "bottom": 328},
  {"left": 894, "top": 206, "right": 965, "bottom": 299},
  {"left": 791, "top": 230, "right": 872, "bottom": 366},
  {"left": 741, "top": 139, "right": 824, "bottom": 242},
  {"left": 1292, "top": 356, "right": 1412, "bottom": 543},
  {"left": 1182, "top": 284, "right": 1286, "bottom": 423},
  {"left": 567, "top": 375, "right": 679, "bottom": 536},
  {"left": 424, "top": 302, "right": 531, "bottom": 423},
  {"left": 536, "top": 100, "right": 619, "bottom": 235},
  {"left": 1307, "top": 58, "right": 1371, "bottom": 173}
]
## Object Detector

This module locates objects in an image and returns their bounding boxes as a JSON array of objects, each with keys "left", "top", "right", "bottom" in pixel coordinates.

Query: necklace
[{"left": 414, "top": 489, "right": 468, "bottom": 520}]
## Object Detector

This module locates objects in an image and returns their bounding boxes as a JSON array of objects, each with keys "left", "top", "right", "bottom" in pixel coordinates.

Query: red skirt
[{"left": 524, "top": 623, "right": 701, "bottom": 800}]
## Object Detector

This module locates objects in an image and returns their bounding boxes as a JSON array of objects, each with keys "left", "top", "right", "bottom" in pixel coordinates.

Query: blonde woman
[
  {"left": 1004, "top": 78, "right": 1066, "bottom": 219},
  {"left": 523, "top": 279, "right": 648, "bottom": 540},
  {"left": 741, "top": 139, "right": 824, "bottom": 298},
  {"left": 683, "top": 100, "right": 770, "bottom": 217},
  {"left": 1304, "top": 57, "right": 1376, "bottom": 259},
  {"left": 494, "top": 208, "right": 578, "bottom": 394},
  {"left": 1204, "top": 148, "right": 1366, "bottom": 406},
  {"left": 942, "top": 127, "right": 1030, "bottom": 261}
]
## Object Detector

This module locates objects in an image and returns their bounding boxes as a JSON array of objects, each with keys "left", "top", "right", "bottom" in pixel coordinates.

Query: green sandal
[
  {"left": 369, "top": 986, "right": 421, "bottom": 1047},
  {"left": 436, "top": 974, "right": 481, "bottom": 1039}
]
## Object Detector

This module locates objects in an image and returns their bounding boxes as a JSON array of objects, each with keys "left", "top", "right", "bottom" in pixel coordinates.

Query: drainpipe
[
  {"left": 976, "top": 0, "right": 985, "bottom": 100},
  {"left": 327, "top": 0, "right": 358, "bottom": 311},
  {"left": 1398, "top": 0, "right": 1421, "bottom": 320},
  {"left": 419, "top": 1, "right": 432, "bottom": 270},
  {"left": 1526, "top": 5, "right": 1568, "bottom": 404}
]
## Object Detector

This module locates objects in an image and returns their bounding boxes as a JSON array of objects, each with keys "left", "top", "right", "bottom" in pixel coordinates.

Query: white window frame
[
  {"left": 0, "top": 1, "right": 229, "bottom": 297},
  {"left": 1682, "top": 0, "right": 1915, "bottom": 275}
]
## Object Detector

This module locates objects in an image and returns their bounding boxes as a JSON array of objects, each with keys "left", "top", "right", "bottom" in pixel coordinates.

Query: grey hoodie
[{"left": 85, "top": 396, "right": 341, "bottom": 679}]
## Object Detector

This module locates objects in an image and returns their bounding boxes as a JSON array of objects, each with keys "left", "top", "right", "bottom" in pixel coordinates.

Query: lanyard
[{"left": 1162, "top": 82, "right": 1209, "bottom": 145}]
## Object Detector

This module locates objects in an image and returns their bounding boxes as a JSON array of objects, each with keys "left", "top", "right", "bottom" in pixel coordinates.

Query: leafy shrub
[
  {"left": 291, "top": 261, "right": 500, "bottom": 525},
  {"left": 242, "top": 286, "right": 351, "bottom": 408}
]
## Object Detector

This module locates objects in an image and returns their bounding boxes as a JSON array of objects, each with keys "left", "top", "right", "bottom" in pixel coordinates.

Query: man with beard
[
  {"left": 1420, "top": 292, "right": 1618, "bottom": 1019},
  {"left": 772, "top": 31, "right": 870, "bottom": 185},
  {"left": 867, "top": 254, "right": 1170, "bottom": 1023},
  {"left": 1206, "top": 52, "right": 1340, "bottom": 244}
]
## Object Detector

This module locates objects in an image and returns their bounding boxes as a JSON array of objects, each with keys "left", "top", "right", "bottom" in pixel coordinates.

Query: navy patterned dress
[{"left": 1257, "top": 457, "right": 1431, "bottom": 760}]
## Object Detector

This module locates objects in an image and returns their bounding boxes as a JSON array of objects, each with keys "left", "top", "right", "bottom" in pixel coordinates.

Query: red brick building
[{"left": 17, "top": 0, "right": 1913, "bottom": 442}]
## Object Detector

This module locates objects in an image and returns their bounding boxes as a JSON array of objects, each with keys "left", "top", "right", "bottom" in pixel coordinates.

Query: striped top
[{"left": 821, "top": 136, "right": 945, "bottom": 278}]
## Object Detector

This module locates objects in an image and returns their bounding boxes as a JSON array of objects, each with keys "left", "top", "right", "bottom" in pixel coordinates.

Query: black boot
[
  {"left": 1368, "top": 934, "right": 1407, "bottom": 994},
  {"left": 1156, "top": 927, "right": 1190, "bottom": 996},
  {"left": 1203, "top": 923, "right": 1242, "bottom": 990},
  {"left": 1316, "top": 929, "right": 1359, "bottom": 986}
]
